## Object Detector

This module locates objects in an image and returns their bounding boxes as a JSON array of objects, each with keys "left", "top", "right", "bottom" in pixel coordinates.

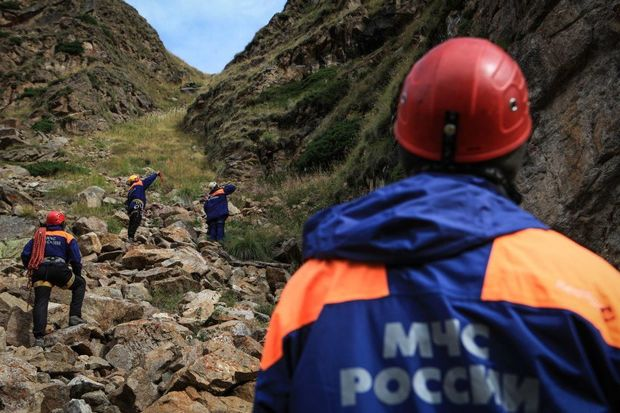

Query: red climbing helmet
[
  {"left": 394, "top": 37, "right": 532, "bottom": 163},
  {"left": 46, "top": 210, "right": 66, "bottom": 226}
]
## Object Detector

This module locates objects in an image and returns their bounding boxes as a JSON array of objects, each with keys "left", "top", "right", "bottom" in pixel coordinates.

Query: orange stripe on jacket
[
  {"left": 483, "top": 228, "right": 620, "bottom": 348},
  {"left": 46, "top": 230, "right": 74, "bottom": 243},
  {"left": 260, "top": 259, "right": 389, "bottom": 370},
  {"left": 211, "top": 189, "right": 225, "bottom": 197},
  {"left": 129, "top": 180, "right": 143, "bottom": 191}
]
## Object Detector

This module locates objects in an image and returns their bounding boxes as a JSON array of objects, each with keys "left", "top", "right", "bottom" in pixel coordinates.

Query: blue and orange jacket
[
  {"left": 254, "top": 172, "right": 620, "bottom": 412},
  {"left": 126, "top": 173, "right": 159, "bottom": 210},
  {"left": 204, "top": 184, "right": 236, "bottom": 221},
  {"left": 21, "top": 225, "right": 82, "bottom": 276}
]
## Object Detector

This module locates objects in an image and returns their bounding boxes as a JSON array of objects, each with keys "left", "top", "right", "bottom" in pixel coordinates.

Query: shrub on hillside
[
  {"left": 296, "top": 119, "right": 360, "bottom": 172},
  {"left": 297, "top": 77, "right": 350, "bottom": 113},
  {"left": 20, "top": 87, "right": 47, "bottom": 99},
  {"left": 55, "top": 41, "right": 84, "bottom": 55},
  {"left": 25, "top": 161, "right": 88, "bottom": 177},
  {"left": 223, "top": 221, "right": 281, "bottom": 261},
  {"left": 77, "top": 14, "right": 98, "bottom": 25},
  {"left": 257, "top": 67, "right": 341, "bottom": 107},
  {"left": 0, "top": 1, "right": 20, "bottom": 11},
  {"left": 0, "top": 30, "right": 9, "bottom": 38},
  {"left": 32, "top": 117, "right": 55, "bottom": 133},
  {"left": 8, "top": 36, "right": 22, "bottom": 46}
]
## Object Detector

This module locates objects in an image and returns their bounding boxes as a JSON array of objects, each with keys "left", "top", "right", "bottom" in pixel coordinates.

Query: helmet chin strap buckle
[{"left": 442, "top": 111, "right": 459, "bottom": 164}]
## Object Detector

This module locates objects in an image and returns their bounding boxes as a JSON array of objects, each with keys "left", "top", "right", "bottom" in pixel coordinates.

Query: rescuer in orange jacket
[
  {"left": 254, "top": 38, "right": 620, "bottom": 412},
  {"left": 21, "top": 211, "right": 86, "bottom": 348}
]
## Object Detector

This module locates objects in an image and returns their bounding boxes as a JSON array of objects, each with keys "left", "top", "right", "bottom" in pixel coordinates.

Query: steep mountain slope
[
  {"left": 0, "top": 0, "right": 202, "bottom": 134},
  {"left": 184, "top": 0, "right": 619, "bottom": 266}
]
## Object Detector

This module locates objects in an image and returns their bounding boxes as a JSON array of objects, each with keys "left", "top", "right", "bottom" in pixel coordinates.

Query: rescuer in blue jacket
[
  {"left": 254, "top": 38, "right": 620, "bottom": 412},
  {"left": 21, "top": 211, "right": 86, "bottom": 347},
  {"left": 203, "top": 181, "right": 236, "bottom": 241},
  {"left": 125, "top": 171, "right": 160, "bottom": 241}
]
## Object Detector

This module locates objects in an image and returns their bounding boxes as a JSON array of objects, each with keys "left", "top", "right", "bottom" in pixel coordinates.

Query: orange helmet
[
  {"left": 394, "top": 37, "right": 532, "bottom": 163},
  {"left": 46, "top": 210, "right": 66, "bottom": 226}
]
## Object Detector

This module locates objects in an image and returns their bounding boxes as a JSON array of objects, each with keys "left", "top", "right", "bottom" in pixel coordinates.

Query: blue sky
[{"left": 124, "top": 0, "right": 287, "bottom": 74}]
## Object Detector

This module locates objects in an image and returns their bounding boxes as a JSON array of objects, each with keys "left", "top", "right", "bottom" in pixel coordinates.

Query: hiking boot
[
  {"left": 33, "top": 337, "right": 45, "bottom": 348},
  {"left": 69, "top": 315, "right": 86, "bottom": 326}
]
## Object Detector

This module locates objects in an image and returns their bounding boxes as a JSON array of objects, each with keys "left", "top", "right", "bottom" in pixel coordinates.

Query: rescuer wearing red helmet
[
  {"left": 21, "top": 211, "right": 86, "bottom": 347},
  {"left": 254, "top": 38, "right": 620, "bottom": 412}
]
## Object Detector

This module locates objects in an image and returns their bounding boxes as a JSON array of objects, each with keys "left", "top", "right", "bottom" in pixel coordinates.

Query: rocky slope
[
  {"left": 184, "top": 0, "right": 619, "bottom": 266},
  {"left": 0, "top": 166, "right": 288, "bottom": 412},
  {"left": 0, "top": 0, "right": 202, "bottom": 135}
]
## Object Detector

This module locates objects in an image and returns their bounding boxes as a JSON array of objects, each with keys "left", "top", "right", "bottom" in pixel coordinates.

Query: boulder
[
  {"left": 161, "top": 246, "right": 208, "bottom": 275},
  {"left": 65, "top": 398, "right": 94, "bottom": 413},
  {"left": 83, "top": 294, "right": 144, "bottom": 330},
  {"left": 79, "top": 232, "right": 102, "bottom": 255},
  {"left": 0, "top": 326, "right": 5, "bottom": 352},
  {"left": 22, "top": 343, "right": 79, "bottom": 375},
  {"left": 0, "top": 291, "right": 28, "bottom": 328},
  {"left": 160, "top": 225, "right": 194, "bottom": 244},
  {"left": 113, "top": 211, "right": 130, "bottom": 224},
  {"left": 167, "top": 340, "right": 259, "bottom": 395},
  {"left": 0, "top": 354, "right": 41, "bottom": 412},
  {"left": 73, "top": 217, "right": 108, "bottom": 236},
  {"left": 6, "top": 306, "right": 32, "bottom": 347},
  {"left": 142, "top": 389, "right": 210, "bottom": 413},
  {"left": 133, "top": 267, "right": 190, "bottom": 283},
  {"left": 181, "top": 290, "right": 221, "bottom": 320},
  {"left": 122, "top": 283, "right": 152, "bottom": 301},
  {"left": 111, "top": 367, "right": 159, "bottom": 412},
  {"left": 150, "top": 276, "right": 201, "bottom": 297},
  {"left": 0, "top": 165, "right": 30, "bottom": 179},
  {"left": 104, "top": 319, "right": 191, "bottom": 372},
  {"left": 68, "top": 375, "right": 106, "bottom": 398},
  {"left": 77, "top": 186, "right": 106, "bottom": 208},
  {"left": 39, "top": 381, "right": 71, "bottom": 413},
  {"left": 99, "top": 233, "right": 124, "bottom": 252},
  {"left": 121, "top": 246, "right": 175, "bottom": 270},
  {"left": 201, "top": 392, "right": 253, "bottom": 412},
  {"left": 0, "top": 184, "right": 35, "bottom": 211}
]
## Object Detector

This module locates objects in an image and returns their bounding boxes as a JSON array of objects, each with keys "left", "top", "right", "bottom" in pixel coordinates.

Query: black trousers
[
  {"left": 32, "top": 264, "right": 86, "bottom": 338},
  {"left": 128, "top": 208, "right": 143, "bottom": 240}
]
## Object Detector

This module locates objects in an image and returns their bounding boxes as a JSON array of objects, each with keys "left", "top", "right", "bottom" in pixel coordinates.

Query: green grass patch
[
  {"left": 55, "top": 41, "right": 84, "bottom": 56},
  {"left": 25, "top": 161, "right": 88, "bottom": 177},
  {"left": 105, "top": 216, "right": 124, "bottom": 234},
  {"left": 32, "top": 117, "right": 55, "bottom": 133},
  {"left": 256, "top": 303, "right": 275, "bottom": 316},
  {"left": 150, "top": 290, "right": 184, "bottom": 313},
  {"left": 223, "top": 221, "right": 281, "bottom": 261},
  {"left": 20, "top": 87, "right": 47, "bottom": 99},
  {"left": 296, "top": 119, "right": 360, "bottom": 172},
  {"left": 93, "top": 109, "right": 214, "bottom": 197},
  {"left": 219, "top": 289, "right": 239, "bottom": 308}
]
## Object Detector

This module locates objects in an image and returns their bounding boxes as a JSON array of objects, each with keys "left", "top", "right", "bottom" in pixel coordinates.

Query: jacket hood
[{"left": 303, "top": 173, "right": 546, "bottom": 265}]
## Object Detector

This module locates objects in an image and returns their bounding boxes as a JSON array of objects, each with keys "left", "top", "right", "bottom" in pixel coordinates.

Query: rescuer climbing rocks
[
  {"left": 253, "top": 37, "right": 620, "bottom": 412},
  {"left": 203, "top": 181, "right": 236, "bottom": 241},
  {"left": 21, "top": 211, "right": 86, "bottom": 348},
  {"left": 125, "top": 171, "right": 161, "bottom": 242}
]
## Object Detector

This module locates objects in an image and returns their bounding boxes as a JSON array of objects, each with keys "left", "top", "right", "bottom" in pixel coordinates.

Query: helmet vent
[{"left": 509, "top": 98, "right": 518, "bottom": 112}]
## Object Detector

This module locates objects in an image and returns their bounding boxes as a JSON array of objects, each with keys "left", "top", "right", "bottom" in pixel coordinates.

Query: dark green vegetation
[
  {"left": 0, "top": 1, "right": 20, "bottom": 11},
  {"left": 20, "top": 87, "right": 47, "bottom": 99},
  {"left": 32, "top": 117, "right": 55, "bottom": 133},
  {"left": 77, "top": 14, "right": 98, "bottom": 25},
  {"left": 223, "top": 221, "right": 281, "bottom": 261},
  {"left": 55, "top": 41, "right": 84, "bottom": 55},
  {"left": 25, "top": 161, "right": 89, "bottom": 177},
  {"left": 296, "top": 119, "right": 360, "bottom": 172}
]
